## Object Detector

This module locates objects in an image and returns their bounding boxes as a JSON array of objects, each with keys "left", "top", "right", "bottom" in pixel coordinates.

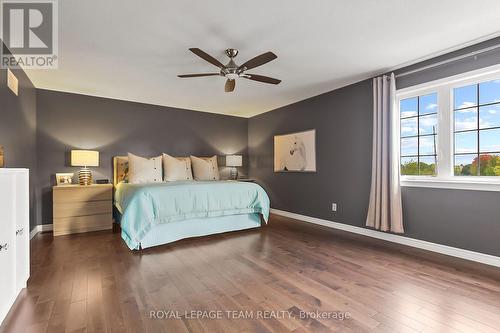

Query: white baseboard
[
  {"left": 270, "top": 208, "right": 500, "bottom": 268},
  {"left": 30, "top": 224, "right": 53, "bottom": 239}
]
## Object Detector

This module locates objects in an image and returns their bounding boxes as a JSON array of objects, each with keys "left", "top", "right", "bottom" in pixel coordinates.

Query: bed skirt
[{"left": 115, "top": 212, "right": 263, "bottom": 250}]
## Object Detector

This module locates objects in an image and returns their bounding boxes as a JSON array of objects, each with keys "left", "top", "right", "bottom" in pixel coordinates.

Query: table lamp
[
  {"left": 71, "top": 150, "right": 99, "bottom": 185},
  {"left": 226, "top": 155, "right": 242, "bottom": 180}
]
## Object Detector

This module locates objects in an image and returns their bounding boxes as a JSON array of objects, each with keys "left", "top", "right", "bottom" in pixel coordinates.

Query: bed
[{"left": 113, "top": 156, "right": 270, "bottom": 250}]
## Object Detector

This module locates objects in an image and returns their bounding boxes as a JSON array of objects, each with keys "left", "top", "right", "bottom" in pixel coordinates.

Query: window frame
[
  {"left": 399, "top": 93, "right": 439, "bottom": 176},
  {"left": 396, "top": 64, "right": 500, "bottom": 191}
]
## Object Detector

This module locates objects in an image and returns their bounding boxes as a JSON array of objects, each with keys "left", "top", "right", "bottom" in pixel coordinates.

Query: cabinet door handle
[
  {"left": 0, "top": 243, "right": 8, "bottom": 251},
  {"left": 16, "top": 228, "right": 24, "bottom": 236}
]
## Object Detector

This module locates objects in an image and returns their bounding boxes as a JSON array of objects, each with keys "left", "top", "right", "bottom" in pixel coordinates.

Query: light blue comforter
[{"left": 115, "top": 181, "right": 270, "bottom": 249}]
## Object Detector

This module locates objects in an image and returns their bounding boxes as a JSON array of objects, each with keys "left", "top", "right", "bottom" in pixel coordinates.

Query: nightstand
[{"left": 53, "top": 184, "right": 113, "bottom": 236}]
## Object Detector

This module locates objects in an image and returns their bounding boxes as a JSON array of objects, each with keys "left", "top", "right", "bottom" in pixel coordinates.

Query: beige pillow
[
  {"left": 190, "top": 155, "right": 220, "bottom": 181},
  {"left": 127, "top": 153, "right": 162, "bottom": 184},
  {"left": 162, "top": 153, "right": 193, "bottom": 181}
]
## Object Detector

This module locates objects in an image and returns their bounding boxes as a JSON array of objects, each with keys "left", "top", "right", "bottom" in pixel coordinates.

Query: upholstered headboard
[{"left": 113, "top": 156, "right": 129, "bottom": 187}]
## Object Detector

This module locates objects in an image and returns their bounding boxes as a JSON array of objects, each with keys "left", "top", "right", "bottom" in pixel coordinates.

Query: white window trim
[
  {"left": 401, "top": 177, "right": 500, "bottom": 192},
  {"left": 397, "top": 63, "right": 500, "bottom": 191}
]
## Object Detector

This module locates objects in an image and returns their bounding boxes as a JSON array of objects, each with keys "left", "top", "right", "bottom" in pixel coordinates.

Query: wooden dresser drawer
[
  {"left": 53, "top": 185, "right": 112, "bottom": 203},
  {"left": 53, "top": 214, "right": 112, "bottom": 236},
  {"left": 53, "top": 200, "right": 112, "bottom": 219}
]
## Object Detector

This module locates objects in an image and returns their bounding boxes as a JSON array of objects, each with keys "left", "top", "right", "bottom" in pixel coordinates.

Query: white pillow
[
  {"left": 162, "top": 154, "right": 193, "bottom": 181},
  {"left": 127, "top": 153, "right": 162, "bottom": 184},
  {"left": 190, "top": 155, "right": 220, "bottom": 181}
]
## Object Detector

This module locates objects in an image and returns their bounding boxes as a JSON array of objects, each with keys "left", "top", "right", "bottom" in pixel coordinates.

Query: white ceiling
[{"left": 26, "top": 0, "right": 500, "bottom": 117}]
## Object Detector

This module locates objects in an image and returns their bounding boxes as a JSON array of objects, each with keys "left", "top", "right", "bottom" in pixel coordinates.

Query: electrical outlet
[{"left": 332, "top": 203, "right": 337, "bottom": 212}]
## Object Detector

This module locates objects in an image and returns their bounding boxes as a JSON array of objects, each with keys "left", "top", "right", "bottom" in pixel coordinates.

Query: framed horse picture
[{"left": 274, "top": 129, "right": 316, "bottom": 172}]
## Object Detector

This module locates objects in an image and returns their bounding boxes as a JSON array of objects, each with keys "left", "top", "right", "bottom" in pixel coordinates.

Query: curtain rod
[{"left": 395, "top": 43, "right": 500, "bottom": 78}]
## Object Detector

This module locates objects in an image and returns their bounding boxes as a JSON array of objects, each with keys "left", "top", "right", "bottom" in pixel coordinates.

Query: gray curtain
[{"left": 366, "top": 73, "right": 404, "bottom": 233}]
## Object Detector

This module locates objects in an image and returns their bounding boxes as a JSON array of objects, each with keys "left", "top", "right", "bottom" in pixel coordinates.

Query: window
[
  {"left": 453, "top": 80, "right": 500, "bottom": 176},
  {"left": 397, "top": 65, "right": 500, "bottom": 189},
  {"left": 400, "top": 93, "right": 438, "bottom": 175}
]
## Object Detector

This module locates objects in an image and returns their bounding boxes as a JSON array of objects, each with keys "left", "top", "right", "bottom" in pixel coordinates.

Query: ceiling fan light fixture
[
  {"left": 178, "top": 48, "right": 281, "bottom": 92},
  {"left": 225, "top": 73, "right": 239, "bottom": 80}
]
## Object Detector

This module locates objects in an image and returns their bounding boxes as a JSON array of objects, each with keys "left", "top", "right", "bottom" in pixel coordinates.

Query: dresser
[
  {"left": 0, "top": 169, "right": 29, "bottom": 325},
  {"left": 53, "top": 184, "right": 113, "bottom": 236}
]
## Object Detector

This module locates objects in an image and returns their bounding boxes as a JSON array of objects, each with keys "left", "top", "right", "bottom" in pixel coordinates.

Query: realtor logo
[{"left": 1, "top": 0, "right": 58, "bottom": 69}]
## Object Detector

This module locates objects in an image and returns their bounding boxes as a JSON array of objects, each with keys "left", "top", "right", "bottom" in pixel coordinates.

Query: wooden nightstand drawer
[
  {"left": 53, "top": 184, "right": 113, "bottom": 236},
  {"left": 53, "top": 184, "right": 112, "bottom": 203},
  {"left": 53, "top": 214, "right": 112, "bottom": 236},
  {"left": 53, "top": 201, "right": 112, "bottom": 219}
]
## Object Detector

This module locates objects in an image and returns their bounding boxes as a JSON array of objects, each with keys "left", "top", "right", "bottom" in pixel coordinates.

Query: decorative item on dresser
[
  {"left": 53, "top": 184, "right": 113, "bottom": 236},
  {"left": 55, "top": 172, "right": 74, "bottom": 186},
  {"left": 71, "top": 150, "right": 99, "bottom": 185},
  {"left": 226, "top": 155, "right": 242, "bottom": 180},
  {"left": 0, "top": 145, "right": 4, "bottom": 167},
  {"left": 0, "top": 169, "right": 29, "bottom": 325}
]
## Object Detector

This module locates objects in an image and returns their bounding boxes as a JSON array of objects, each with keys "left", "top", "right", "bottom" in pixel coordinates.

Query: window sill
[{"left": 401, "top": 178, "right": 500, "bottom": 192}]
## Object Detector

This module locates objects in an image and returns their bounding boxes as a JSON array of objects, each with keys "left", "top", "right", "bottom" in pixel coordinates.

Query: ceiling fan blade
[
  {"left": 243, "top": 74, "right": 281, "bottom": 85},
  {"left": 189, "top": 48, "right": 225, "bottom": 69},
  {"left": 238, "top": 52, "right": 277, "bottom": 71},
  {"left": 177, "top": 73, "right": 220, "bottom": 78},
  {"left": 225, "top": 79, "right": 235, "bottom": 92}
]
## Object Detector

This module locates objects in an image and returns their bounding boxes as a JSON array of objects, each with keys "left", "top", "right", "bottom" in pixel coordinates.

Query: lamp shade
[
  {"left": 226, "top": 155, "right": 242, "bottom": 167},
  {"left": 71, "top": 150, "right": 99, "bottom": 167}
]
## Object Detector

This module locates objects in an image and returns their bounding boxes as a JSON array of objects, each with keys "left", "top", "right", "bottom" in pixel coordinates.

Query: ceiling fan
[{"left": 178, "top": 48, "right": 281, "bottom": 92}]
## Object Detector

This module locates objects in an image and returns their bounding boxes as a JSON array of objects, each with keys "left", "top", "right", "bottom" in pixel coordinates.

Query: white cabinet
[{"left": 0, "top": 169, "right": 29, "bottom": 325}]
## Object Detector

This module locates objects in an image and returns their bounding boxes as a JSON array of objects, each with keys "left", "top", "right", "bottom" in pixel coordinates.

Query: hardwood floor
[{"left": 1, "top": 214, "right": 500, "bottom": 333}]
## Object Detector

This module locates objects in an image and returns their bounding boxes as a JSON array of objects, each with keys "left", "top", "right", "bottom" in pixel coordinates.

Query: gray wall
[
  {"left": 249, "top": 37, "right": 500, "bottom": 257},
  {"left": 249, "top": 80, "right": 373, "bottom": 229},
  {"left": 36, "top": 90, "right": 248, "bottom": 225},
  {"left": 0, "top": 41, "right": 38, "bottom": 230}
]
